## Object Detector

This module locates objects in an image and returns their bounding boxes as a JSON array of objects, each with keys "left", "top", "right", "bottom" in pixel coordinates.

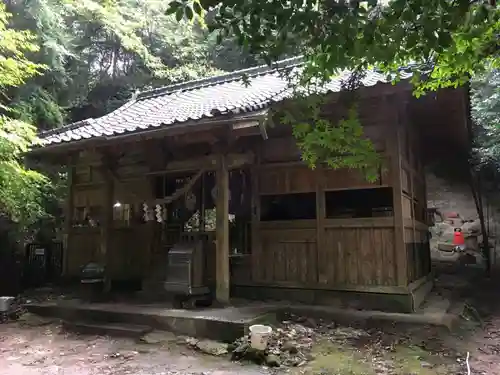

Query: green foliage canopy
[
  {"left": 4, "top": 0, "right": 260, "bottom": 128},
  {"left": 0, "top": 3, "right": 49, "bottom": 227},
  {"left": 173, "top": 0, "right": 499, "bottom": 93}
]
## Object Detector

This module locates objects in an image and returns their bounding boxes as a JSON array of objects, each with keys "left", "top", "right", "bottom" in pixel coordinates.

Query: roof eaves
[
  {"left": 31, "top": 109, "right": 270, "bottom": 154},
  {"left": 38, "top": 99, "right": 138, "bottom": 139}
]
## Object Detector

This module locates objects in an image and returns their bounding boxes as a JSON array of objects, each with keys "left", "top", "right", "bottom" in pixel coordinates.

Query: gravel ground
[{"left": 0, "top": 322, "right": 267, "bottom": 375}]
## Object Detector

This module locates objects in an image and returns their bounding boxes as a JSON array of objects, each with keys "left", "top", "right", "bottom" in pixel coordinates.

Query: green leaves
[
  {"left": 0, "top": 4, "right": 55, "bottom": 228},
  {"left": 176, "top": 7, "right": 185, "bottom": 21},
  {"left": 472, "top": 69, "right": 500, "bottom": 166},
  {"left": 194, "top": 0, "right": 499, "bottom": 95},
  {"left": 166, "top": 0, "right": 205, "bottom": 22},
  {"left": 0, "top": 117, "right": 48, "bottom": 227},
  {"left": 166, "top": 1, "right": 182, "bottom": 14},
  {"left": 278, "top": 93, "right": 381, "bottom": 182},
  {"left": 0, "top": 4, "right": 45, "bottom": 89},
  {"left": 193, "top": 1, "right": 203, "bottom": 16}
]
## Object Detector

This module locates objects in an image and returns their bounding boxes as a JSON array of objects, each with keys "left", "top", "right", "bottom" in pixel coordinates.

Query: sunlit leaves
[
  {"left": 65, "top": 0, "right": 169, "bottom": 77},
  {"left": 0, "top": 4, "right": 51, "bottom": 227},
  {"left": 36, "top": 0, "right": 227, "bottom": 107},
  {"left": 0, "top": 4, "right": 45, "bottom": 89}
]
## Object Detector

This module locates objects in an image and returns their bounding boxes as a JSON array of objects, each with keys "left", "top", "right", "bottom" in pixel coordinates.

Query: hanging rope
[
  {"left": 106, "top": 165, "right": 206, "bottom": 208},
  {"left": 150, "top": 168, "right": 206, "bottom": 206}
]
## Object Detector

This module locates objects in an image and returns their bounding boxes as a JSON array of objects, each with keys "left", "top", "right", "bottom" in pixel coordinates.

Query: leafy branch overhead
[
  {"left": 171, "top": 0, "right": 498, "bottom": 92},
  {"left": 285, "top": 101, "right": 381, "bottom": 182}
]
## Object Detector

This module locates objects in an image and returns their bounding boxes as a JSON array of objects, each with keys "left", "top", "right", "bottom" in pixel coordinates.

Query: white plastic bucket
[
  {"left": 249, "top": 324, "right": 272, "bottom": 350},
  {"left": 0, "top": 297, "right": 14, "bottom": 312}
]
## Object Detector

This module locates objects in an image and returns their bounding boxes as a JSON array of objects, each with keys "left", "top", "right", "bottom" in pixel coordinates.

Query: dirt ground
[
  {"left": 2, "top": 267, "right": 500, "bottom": 375},
  {"left": 1, "top": 310, "right": 496, "bottom": 375},
  {"left": 0, "top": 322, "right": 267, "bottom": 375}
]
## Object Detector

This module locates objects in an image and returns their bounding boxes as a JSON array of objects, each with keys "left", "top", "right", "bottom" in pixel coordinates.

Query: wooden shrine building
[{"left": 32, "top": 57, "right": 471, "bottom": 313}]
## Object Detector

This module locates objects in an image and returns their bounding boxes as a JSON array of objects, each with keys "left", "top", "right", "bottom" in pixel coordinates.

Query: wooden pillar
[
  {"left": 215, "top": 153, "right": 230, "bottom": 304},
  {"left": 100, "top": 158, "right": 115, "bottom": 291},
  {"left": 388, "top": 94, "right": 408, "bottom": 287},
  {"left": 62, "top": 158, "right": 75, "bottom": 277},
  {"left": 316, "top": 165, "right": 327, "bottom": 284},
  {"left": 250, "top": 145, "right": 261, "bottom": 283}
]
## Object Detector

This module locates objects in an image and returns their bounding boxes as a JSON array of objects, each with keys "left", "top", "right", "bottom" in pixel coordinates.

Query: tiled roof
[{"left": 40, "top": 57, "right": 412, "bottom": 146}]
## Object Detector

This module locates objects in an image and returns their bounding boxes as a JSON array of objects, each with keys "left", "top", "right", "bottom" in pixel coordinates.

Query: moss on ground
[
  {"left": 294, "top": 339, "right": 456, "bottom": 375},
  {"left": 295, "top": 339, "right": 375, "bottom": 375},
  {"left": 389, "top": 345, "right": 453, "bottom": 375}
]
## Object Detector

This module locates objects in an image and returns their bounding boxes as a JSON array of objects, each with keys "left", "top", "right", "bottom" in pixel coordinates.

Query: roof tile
[{"left": 40, "top": 57, "right": 412, "bottom": 146}]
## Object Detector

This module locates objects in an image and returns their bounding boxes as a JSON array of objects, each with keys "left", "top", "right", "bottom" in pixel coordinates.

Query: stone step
[
  {"left": 25, "top": 301, "right": 276, "bottom": 342},
  {"left": 63, "top": 320, "right": 152, "bottom": 338},
  {"left": 421, "top": 296, "right": 451, "bottom": 314}
]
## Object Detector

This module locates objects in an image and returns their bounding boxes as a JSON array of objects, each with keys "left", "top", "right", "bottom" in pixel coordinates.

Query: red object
[{"left": 453, "top": 231, "right": 465, "bottom": 245}]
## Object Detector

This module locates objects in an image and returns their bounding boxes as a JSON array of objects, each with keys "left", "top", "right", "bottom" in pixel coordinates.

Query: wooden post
[
  {"left": 215, "top": 153, "right": 230, "bottom": 304},
  {"left": 100, "top": 157, "right": 115, "bottom": 292},
  {"left": 388, "top": 95, "right": 408, "bottom": 287},
  {"left": 250, "top": 145, "right": 261, "bottom": 283},
  {"left": 316, "top": 165, "right": 327, "bottom": 284},
  {"left": 62, "top": 158, "right": 75, "bottom": 277}
]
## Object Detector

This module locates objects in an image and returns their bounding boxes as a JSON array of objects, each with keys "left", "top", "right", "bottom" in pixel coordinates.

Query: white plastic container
[
  {"left": 249, "top": 324, "right": 272, "bottom": 350},
  {"left": 0, "top": 297, "right": 14, "bottom": 312}
]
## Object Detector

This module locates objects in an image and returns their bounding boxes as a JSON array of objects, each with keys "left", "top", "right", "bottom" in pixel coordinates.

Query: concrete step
[
  {"left": 421, "top": 295, "right": 451, "bottom": 314},
  {"left": 24, "top": 301, "right": 277, "bottom": 342},
  {"left": 63, "top": 320, "right": 152, "bottom": 338}
]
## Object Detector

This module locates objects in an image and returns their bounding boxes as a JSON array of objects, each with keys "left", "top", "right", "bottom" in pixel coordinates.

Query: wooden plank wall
[
  {"left": 247, "top": 95, "right": 406, "bottom": 292},
  {"left": 322, "top": 220, "right": 396, "bottom": 287},
  {"left": 256, "top": 221, "right": 318, "bottom": 285},
  {"left": 251, "top": 219, "right": 397, "bottom": 289},
  {"left": 66, "top": 148, "right": 154, "bottom": 279}
]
